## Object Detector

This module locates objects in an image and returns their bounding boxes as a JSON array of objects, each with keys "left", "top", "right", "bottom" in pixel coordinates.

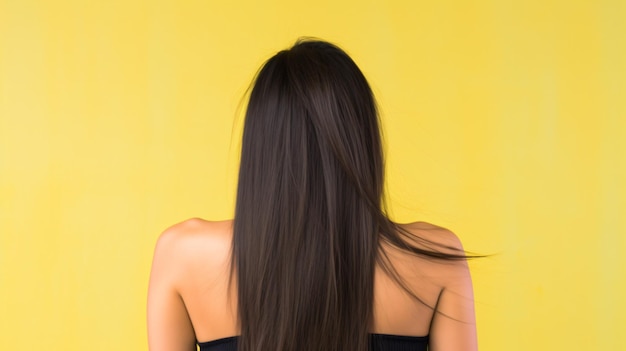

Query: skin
[{"left": 147, "top": 218, "right": 478, "bottom": 351}]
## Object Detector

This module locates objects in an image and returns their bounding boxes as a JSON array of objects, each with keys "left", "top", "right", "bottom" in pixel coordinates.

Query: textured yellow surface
[{"left": 1, "top": 0, "right": 624, "bottom": 350}]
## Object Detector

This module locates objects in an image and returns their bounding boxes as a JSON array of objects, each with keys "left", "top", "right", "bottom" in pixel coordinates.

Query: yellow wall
[{"left": 1, "top": 0, "right": 624, "bottom": 349}]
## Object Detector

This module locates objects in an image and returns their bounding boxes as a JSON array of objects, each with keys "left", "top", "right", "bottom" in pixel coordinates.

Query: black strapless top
[{"left": 197, "top": 333, "right": 429, "bottom": 351}]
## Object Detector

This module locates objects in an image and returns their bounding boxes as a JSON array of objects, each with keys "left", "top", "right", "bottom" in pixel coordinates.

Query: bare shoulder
[
  {"left": 397, "top": 222, "right": 477, "bottom": 349},
  {"left": 151, "top": 218, "right": 234, "bottom": 289},
  {"left": 147, "top": 218, "right": 234, "bottom": 349},
  {"left": 390, "top": 221, "right": 471, "bottom": 288},
  {"left": 397, "top": 221, "right": 466, "bottom": 255},
  {"left": 155, "top": 217, "right": 233, "bottom": 250}
]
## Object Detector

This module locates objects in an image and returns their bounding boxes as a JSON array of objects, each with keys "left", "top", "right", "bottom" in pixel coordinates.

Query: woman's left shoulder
[
  {"left": 156, "top": 217, "right": 233, "bottom": 248},
  {"left": 148, "top": 218, "right": 234, "bottom": 350},
  {"left": 150, "top": 218, "right": 234, "bottom": 287}
]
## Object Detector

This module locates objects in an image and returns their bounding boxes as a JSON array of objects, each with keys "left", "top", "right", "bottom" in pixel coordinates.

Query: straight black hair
[{"left": 231, "top": 38, "right": 473, "bottom": 351}]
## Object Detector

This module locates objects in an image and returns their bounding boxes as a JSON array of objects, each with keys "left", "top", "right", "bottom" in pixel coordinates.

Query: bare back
[{"left": 156, "top": 218, "right": 470, "bottom": 344}]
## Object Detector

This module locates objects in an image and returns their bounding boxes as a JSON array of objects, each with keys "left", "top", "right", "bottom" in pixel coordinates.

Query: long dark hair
[{"left": 232, "top": 38, "right": 472, "bottom": 351}]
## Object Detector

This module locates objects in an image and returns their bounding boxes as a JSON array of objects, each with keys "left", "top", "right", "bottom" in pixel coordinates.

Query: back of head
[
  {"left": 239, "top": 38, "right": 384, "bottom": 209},
  {"left": 233, "top": 38, "right": 385, "bottom": 351}
]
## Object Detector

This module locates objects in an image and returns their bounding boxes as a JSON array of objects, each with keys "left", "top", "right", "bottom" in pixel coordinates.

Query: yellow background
[{"left": 1, "top": 0, "right": 624, "bottom": 350}]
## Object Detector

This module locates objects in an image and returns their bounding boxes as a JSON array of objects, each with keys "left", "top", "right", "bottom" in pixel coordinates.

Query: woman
[{"left": 147, "top": 38, "right": 478, "bottom": 351}]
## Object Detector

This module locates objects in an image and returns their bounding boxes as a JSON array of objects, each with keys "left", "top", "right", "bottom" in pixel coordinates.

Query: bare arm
[
  {"left": 147, "top": 226, "right": 197, "bottom": 351},
  {"left": 428, "top": 230, "right": 478, "bottom": 351}
]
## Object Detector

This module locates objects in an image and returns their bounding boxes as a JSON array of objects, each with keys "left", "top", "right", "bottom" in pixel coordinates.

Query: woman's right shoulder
[
  {"left": 395, "top": 221, "right": 466, "bottom": 255},
  {"left": 388, "top": 221, "right": 471, "bottom": 288},
  {"left": 396, "top": 222, "right": 477, "bottom": 349}
]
